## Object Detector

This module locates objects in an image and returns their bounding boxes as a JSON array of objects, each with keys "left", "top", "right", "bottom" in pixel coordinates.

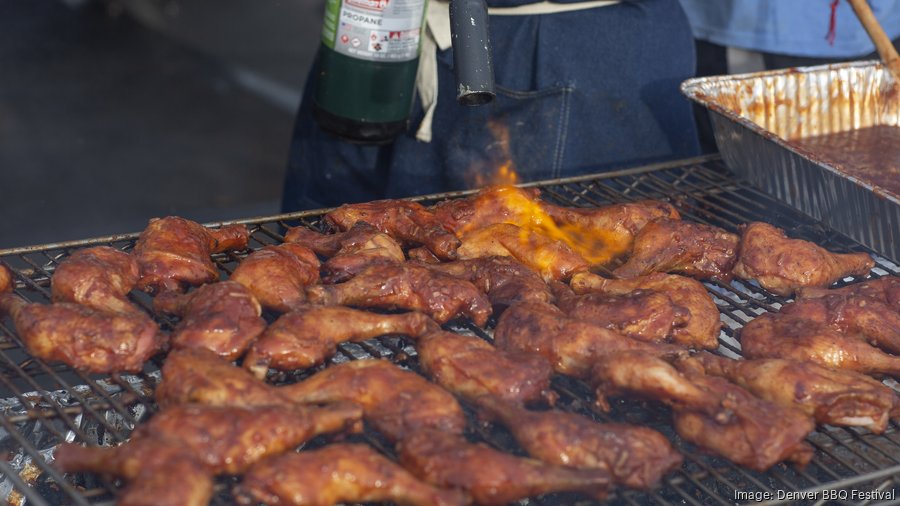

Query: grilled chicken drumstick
[
  {"left": 733, "top": 222, "right": 874, "bottom": 296},
  {"left": 154, "top": 281, "right": 266, "bottom": 361},
  {"left": 134, "top": 216, "right": 249, "bottom": 293},
  {"left": 325, "top": 200, "right": 460, "bottom": 260},
  {"left": 494, "top": 301, "right": 684, "bottom": 378},
  {"left": 243, "top": 305, "right": 437, "bottom": 378},
  {"left": 55, "top": 438, "right": 212, "bottom": 506},
  {"left": 740, "top": 309, "right": 900, "bottom": 377},
  {"left": 50, "top": 246, "right": 144, "bottom": 316},
  {"left": 306, "top": 263, "right": 492, "bottom": 326},
  {"left": 680, "top": 352, "right": 900, "bottom": 433},
  {"left": 157, "top": 350, "right": 468, "bottom": 443},
  {"left": 418, "top": 256, "right": 553, "bottom": 309},
  {"left": 397, "top": 429, "right": 611, "bottom": 505},
  {"left": 236, "top": 444, "right": 470, "bottom": 506},
  {"left": 799, "top": 276, "right": 900, "bottom": 310},
  {"left": 0, "top": 294, "right": 164, "bottom": 373},
  {"left": 779, "top": 293, "right": 900, "bottom": 354},
  {"left": 230, "top": 243, "right": 320, "bottom": 312},
  {"left": 474, "top": 398, "right": 682, "bottom": 489},
  {"left": 570, "top": 272, "right": 721, "bottom": 350},
  {"left": 613, "top": 219, "right": 739, "bottom": 281},
  {"left": 416, "top": 330, "right": 556, "bottom": 407},
  {"left": 456, "top": 223, "right": 589, "bottom": 282},
  {"left": 286, "top": 222, "right": 405, "bottom": 283},
  {"left": 553, "top": 282, "right": 690, "bottom": 344},
  {"left": 55, "top": 402, "right": 363, "bottom": 504},
  {"left": 592, "top": 351, "right": 815, "bottom": 471}
]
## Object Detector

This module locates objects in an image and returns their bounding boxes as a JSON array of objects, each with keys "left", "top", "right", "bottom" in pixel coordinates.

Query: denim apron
[{"left": 283, "top": 0, "right": 700, "bottom": 211}]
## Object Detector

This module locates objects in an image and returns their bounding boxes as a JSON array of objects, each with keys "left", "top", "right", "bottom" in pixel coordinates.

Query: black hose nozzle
[{"left": 449, "top": 0, "right": 495, "bottom": 106}]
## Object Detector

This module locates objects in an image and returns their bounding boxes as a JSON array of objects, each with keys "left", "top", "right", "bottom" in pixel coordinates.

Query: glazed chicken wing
[
  {"left": 230, "top": 243, "right": 320, "bottom": 312},
  {"left": 613, "top": 219, "right": 739, "bottom": 281},
  {"left": 156, "top": 348, "right": 291, "bottom": 408},
  {"left": 474, "top": 399, "right": 682, "bottom": 489},
  {"left": 134, "top": 216, "right": 249, "bottom": 293},
  {"left": 592, "top": 352, "right": 814, "bottom": 471},
  {"left": 570, "top": 272, "right": 721, "bottom": 350},
  {"left": 325, "top": 200, "right": 460, "bottom": 260},
  {"left": 740, "top": 310, "right": 900, "bottom": 376},
  {"left": 397, "top": 430, "right": 610, "bottom": 505},
  {"left": 50, "top": 246, "right": 143, "bottom": 316},
  {"left": 154, "top": 281, "right": 266, "bottom": 360},
  {"left": 55, "top": 438, "right": 212, "bottom": 506},
  {"left": 420, "top": 256, "right": 553, "bottom": 309},
  {"left": 281, "top": 359, "right": 467, "bottom": 442},
  {"left": 0, "top": 294, "right": 164, "bottom": 373},
  {"left": 243, "top": 305, "right": 436, "bottom": 378},
  {"left": 416, "top": 330, "right": 555, "bottom": 407},
  {"left": 733, "top": 222, "right": 874, "bottom": 296},
  {"left": 494, "top": 301, "right": 684, "bottom": 378},
  {"left": 236, "top": 444, "right": 470, "bottom": 506},
  {"left": 456, "top": 223, "right": 589, "bottom": 282},
  {"left": 799, "top": 276, "right": 900, "bottom": 311},
  {"left": 286, "top": 222, "right": 405, "bottom": 283},
  {"left": 57, "top": 402, "right": 362, "bottom": 477},
  {"left": 306, "top": 263, "right": 491, "bottom": 326},
  {"left": 681, "top": 352, "right": 900, "bottom": 433},
  {"left": 554, "top": 282, "right": 690, "bottom": 344}
]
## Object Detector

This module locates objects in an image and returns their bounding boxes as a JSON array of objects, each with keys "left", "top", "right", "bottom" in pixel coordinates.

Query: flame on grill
[{"left": 464, "top": 120, "right": 626, "bottom": 267}]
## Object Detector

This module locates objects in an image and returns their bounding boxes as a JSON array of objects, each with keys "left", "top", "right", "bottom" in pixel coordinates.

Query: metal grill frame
[{"left": 1, "top": 154, "right": 899, "bottom": 506}]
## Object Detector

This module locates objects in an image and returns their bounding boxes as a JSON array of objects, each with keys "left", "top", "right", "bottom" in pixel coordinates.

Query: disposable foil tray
[{"left": 681, "top": 60, "right": 900, "bottom": 263}]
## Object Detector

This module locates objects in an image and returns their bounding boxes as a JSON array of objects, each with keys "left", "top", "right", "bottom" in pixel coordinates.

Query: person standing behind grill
[{"left": 282, "top": 0, "right": 701, "bottom": 211}]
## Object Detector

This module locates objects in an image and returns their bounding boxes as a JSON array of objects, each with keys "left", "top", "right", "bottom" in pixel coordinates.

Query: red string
[{"left": 826, "top": 0, "right": 840, "bottom": 45}]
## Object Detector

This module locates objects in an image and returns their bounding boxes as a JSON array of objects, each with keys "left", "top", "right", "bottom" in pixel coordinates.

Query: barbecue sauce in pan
[{"left": 790, "top": 125, "right": 900, "bottom": 197}]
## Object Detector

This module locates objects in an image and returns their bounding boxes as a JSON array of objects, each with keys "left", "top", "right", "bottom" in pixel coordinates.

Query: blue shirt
[{"left": 679, "top": 0, "right": 900, "bottom": 58}]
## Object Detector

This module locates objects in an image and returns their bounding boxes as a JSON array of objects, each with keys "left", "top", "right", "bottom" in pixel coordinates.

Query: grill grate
[{"left": 0, "top": 155, "right": 898, "bottom": 506}]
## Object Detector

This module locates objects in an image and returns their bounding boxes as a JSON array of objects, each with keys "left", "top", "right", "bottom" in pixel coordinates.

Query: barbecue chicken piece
[
  {"left": 287, "top": 222, "right": 405, "bottom": 283},
  {"left": 243, "top": 305, "right": 437, "bottom": 378},
  {"left": 0, "top": 295, "right": 164, "bottom": 373},
  {"left": 157, "top": 348, "right": 292, "bottom": 408},
  {"left": 592, "top": 351, "right": 815, "bottom": 471},
  {"left": 681, "top": 352, "right": 900, "bottom": 433},
  {"left": 408, "top": 246, "right": 441, "bottom": 263},
  {"left": 282, "top": 359, "right": 466, "bottom": 442},
  {"left": 432, "top": 185, "right": 545, "bottom": 235},
  {"left": 494, "top": 301, "right": 684, "bottom": 378},
  {"left": 55, "top": 438, "right": 212, "bottom": 506},
  {"left": 236, "top": 444, "right": 470, "bottom": 506},
  {"left": 781, "top": 294, "right": 900, "bottom": 354},
  {"left": 740, "top": 309, "right": 900, "bottom": 376},
  {"left": 56, "top": 402, "right": 362, "bottom": 477},
  {"left": 50, "top": 246, "right": 144, "bottom": 316},
  {"left": 613, "top": 219, "right": 739, "bottom": 281},
  {"left": 397, "top": 429, "right": 611, "bottom": 505},
  {"left": 416, "top": 330, "right": 555, "bottom": 407},
  {"left": 134, "top": 216, "right": 249, "bottom": 293},
  {"left": 474, "top": 399, "right": 682, "bottom": 489},
  {"left": 570, "top": 272, "right": 721, "bottom": 350},
  {"left": 420, "top": 256, "right": 553, "bottom": 309},
  {"left": 154, "top": 281, "right": 266, "bottom": 360},
  {"left": 325, "top": 200, "right": 460, "bottom": 260},
  {"left": 553, "top": 282, "right": 690, "bottom": 344},
  {"left": 0, "top": 264, "right": 12, "bottom": 293},
  {"left": 230, "top": 243, "right": 320, "bottom": 312},
  {"left": 799, "top": 276, "right": 900, "bottom": 310},
  {"left": 306, "top": 263, "right": 491, "bottom": 326},
  {"left": 733, "top": 222, "right": 874, "bottom": 296},
  {"left": 456, "top": 223, "right": 589, "bottom": 282}
]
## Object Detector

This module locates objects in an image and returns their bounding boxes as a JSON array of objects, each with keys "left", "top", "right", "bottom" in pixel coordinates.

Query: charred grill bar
[{"left": 0, "top": 155, "right": 898, "bottom": 505}]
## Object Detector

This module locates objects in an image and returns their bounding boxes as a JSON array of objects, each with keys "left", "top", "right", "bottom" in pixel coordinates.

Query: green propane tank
[{"left": 314, "top": 0, "right": 428, "bottom": 144}]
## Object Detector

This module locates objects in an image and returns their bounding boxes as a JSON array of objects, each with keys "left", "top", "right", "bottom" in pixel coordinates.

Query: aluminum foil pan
[{"left": 681, "top": 60, "right": 900, "bottom": 263}]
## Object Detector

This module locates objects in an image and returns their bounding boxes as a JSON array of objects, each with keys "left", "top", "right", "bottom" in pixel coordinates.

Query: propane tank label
[{"left": 322, "top": 0, "right": 427, "bottom": 62}]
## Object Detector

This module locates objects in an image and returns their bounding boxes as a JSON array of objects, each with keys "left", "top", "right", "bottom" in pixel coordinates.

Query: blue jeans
[{"left": 283, "top": 0, "right": 700, "bottom": 211}]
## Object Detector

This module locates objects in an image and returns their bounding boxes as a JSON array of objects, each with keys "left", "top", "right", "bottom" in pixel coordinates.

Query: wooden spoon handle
[{"left": 847, "top": 0, "right": 900, "bottom": 82}]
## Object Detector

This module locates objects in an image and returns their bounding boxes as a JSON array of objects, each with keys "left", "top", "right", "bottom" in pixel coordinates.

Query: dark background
[{"left": 0, "top": 0, "right": 325, "bottom": 248}]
